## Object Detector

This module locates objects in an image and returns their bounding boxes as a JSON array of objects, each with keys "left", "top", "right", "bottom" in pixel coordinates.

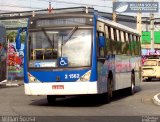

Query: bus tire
[
  {"left": 146, "top": 78, "right": 151, "bottom": 81},
  {"left": 47, "top": 95, "right": 56, "bottom": 105},
  {"left": 130, "top": 72, "right": 135, "bottom": 95},
  {"left": 107, "top": 75, "right": 113, "bottom": 103}
]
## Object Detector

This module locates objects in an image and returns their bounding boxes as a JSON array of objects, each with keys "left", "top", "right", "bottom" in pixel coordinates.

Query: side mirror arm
[{"left": 16, "top": 27, "right": 27, "bottom": 50}]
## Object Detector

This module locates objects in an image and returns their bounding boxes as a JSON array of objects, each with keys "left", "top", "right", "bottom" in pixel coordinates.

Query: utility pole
[
  {"left": 112, "top": 0, "right": 116, "bottom": 22},
  {"left": 48, "top": 1, "right": 53, "bottom": 13},
  {"left": 146, "top": 18, "right": 148, "bottom": 31},
  {"left": 137, "top": 0, "right": 142, "bottom": 35},
  {"left": 150, "top": 6, "right": 154, "bottom": 50},
  {"left": 150, "top": 13, "right": 154, "bottom": 50}
]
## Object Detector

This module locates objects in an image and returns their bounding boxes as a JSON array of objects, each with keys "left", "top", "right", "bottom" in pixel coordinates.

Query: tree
[{"left": 7, "top": 31, "right": 25, "bottom": 43}]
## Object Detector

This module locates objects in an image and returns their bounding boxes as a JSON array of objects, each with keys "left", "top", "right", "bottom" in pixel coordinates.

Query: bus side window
[
  {"left": 125, "top": 32, "right": 130, "bottom": 55},
  {"left": 132, "top": 35, "right": 136, "bottom": 55},
  {"left": 128, "top": 33, "right": 132, "bottom": 55},
  {"left": 135, "top": 36, "right": 140, "bottom": 55},
  {"left": 105, "top": 25, "right": 112, "bottom": 55},
  {"left": 116, "top": 29, "right": 121, "bottom": 54},
  {"left": 121, "top": 31, "right": 126, "bottom": 54},
  {"left": 129, "top": 34, "right": 134, "bottom": 55},
  {"left": 112, "top": 28, "right": 117, "bottom": 54}
]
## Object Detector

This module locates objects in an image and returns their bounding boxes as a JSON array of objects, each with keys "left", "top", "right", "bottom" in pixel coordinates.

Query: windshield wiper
[
  {"left": 62, "top": 26, "right": 78, "bottom": 45},
  {"left": 41, "top": 28, "right": 55, "bottom": 59},
  {"left": 41, "top": 28, "right": 54, "bottom": 47},
  {"left": 60, "top": 26, "right": 78, "bottom": 57}
]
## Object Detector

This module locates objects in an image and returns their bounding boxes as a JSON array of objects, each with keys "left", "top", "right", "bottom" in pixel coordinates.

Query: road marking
[{"left": 153, "top": 93, "right": 160, "bottom": 106}]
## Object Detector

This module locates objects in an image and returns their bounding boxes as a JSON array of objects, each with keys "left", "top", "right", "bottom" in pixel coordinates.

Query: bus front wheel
[{"left": 47, "top": 95, "right": 56, "bottom": 105}]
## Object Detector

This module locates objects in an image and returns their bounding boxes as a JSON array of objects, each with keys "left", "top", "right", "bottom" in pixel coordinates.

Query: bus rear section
[{"left": 0, "top": 24, "right": 7, "bottom": 84}]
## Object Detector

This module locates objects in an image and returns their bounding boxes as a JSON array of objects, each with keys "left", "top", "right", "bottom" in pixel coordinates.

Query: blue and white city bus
[
  {"left": 0, "top": 24, "right": 7, "bottom": 84},
  {"left": 16, "top": 7, "right": 141, "bottom": 104}
]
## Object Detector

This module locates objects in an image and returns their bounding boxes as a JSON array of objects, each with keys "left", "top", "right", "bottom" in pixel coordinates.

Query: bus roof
[
  {"left": 97, "top": 16, "right": 140, "bottom": 36},
  {"left": 28, "top": 7, "right": 139, "bottom": 36}
]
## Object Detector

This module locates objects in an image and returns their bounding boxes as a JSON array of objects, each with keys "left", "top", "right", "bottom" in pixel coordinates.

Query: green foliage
[
  {"left": 7, "top": 31, "right": 16, "bottom": 43},
  {"left": 7, "top": 31, "right": 25, "bottom": 43}
]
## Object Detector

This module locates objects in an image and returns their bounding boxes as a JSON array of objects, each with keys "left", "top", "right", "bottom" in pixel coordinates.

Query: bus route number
[{"left": 65, "top": 74, "right": 80, "bottom": 79}]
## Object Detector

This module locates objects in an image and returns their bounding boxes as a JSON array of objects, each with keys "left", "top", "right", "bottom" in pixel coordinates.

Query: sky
[
  {"left": 1, "top": 0, "right": 160, "bottom": 31},
  {"left": 0, "top": 0, "right": 113, "bottom": 13},
  {"left": 0, "top": 0, "right": 159, "bottom": 17}
]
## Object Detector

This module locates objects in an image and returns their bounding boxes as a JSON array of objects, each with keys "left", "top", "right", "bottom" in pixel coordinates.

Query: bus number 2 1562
[{"left": 65, "top": 74, "right": 80, "bottom": 79}]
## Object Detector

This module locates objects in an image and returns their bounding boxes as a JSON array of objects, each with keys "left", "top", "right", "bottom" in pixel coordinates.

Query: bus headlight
[
  {"left": 28, "top": 73, "right": 39, "bottom": 82},
  {"left": 80, "top": 71, "right": 91, "bottom": 81}
]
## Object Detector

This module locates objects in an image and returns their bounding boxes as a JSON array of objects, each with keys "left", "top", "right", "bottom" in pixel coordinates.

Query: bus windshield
[{"left": 28, "top": 28, "right": 92, "bottom": 68}]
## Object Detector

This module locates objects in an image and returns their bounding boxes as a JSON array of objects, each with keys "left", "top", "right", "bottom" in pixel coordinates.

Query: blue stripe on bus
[
  {"left": 90, "top": 14, "right": 97, "bottom": 81},
  {"left": 28, "top": 69, "right": 90, "bottom": 83},
  {"left": 24, "top": 18, "right": 29, "bottom": 83}
]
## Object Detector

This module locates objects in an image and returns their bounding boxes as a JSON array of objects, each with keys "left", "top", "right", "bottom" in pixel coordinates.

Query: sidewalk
[
  {"left": 6, "top": 80, "right": 24, "bottom": 86},
  {"left": 0, "top": 80, "right": 23, "bottom": 87},
  {"left": 153, "top": 93, "right": 160, "bottom": 106}
]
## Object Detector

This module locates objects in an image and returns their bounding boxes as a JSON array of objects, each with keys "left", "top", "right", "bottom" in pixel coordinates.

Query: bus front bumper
[{"left": 24, "top": 82, "right": 98, "bottom": 95}]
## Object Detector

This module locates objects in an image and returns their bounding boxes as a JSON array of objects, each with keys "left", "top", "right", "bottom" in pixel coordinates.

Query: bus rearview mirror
[
  {"left": 98, "top": 36, "right": 105, "bottom": 48},
  {"left": 16, "top": 27, "right": 27, "bottom": 50},
  {"left": 16, "top": 33, "right": 21, "bottom": 50}
]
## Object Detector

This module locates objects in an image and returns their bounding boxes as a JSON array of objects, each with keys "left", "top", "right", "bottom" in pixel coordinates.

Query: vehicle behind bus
[{"left": 142, "top": 58, "right": 160, "bottom": 81}]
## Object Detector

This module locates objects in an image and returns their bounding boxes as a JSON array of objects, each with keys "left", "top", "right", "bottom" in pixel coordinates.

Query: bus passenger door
[{"left": 97, "top": 32, "right": 108, "bottom": 93}]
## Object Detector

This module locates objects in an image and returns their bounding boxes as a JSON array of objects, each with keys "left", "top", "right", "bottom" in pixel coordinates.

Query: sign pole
[
  {"left": 150, "top": 13, "right": 154, "bottom": 51},
  {"left": 112, "top": 0, "right": 116, "bottom": 22},
  {"left": 137, "top": 0, "right": 142, "bottom": 35}
]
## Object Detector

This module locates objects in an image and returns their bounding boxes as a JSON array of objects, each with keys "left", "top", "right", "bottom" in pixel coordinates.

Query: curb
[
  {"left": 153, "top": 93, "right": 160, "bottom": 106},
  {"left": 0, "top": 80, "right": 23, "bottom": 88},
  {"left": 6, "top": 83, "right": 20, "bottom": 87}
]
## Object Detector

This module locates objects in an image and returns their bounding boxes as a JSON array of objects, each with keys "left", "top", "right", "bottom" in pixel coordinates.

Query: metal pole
[
  {"left": 112, "top": 0, "right": 116, "bottom": 22},
  {"left": 150, "top": 0, "right": 154, "bottom": 51},
  {"left": 6, "top": 39, "right": 9, "bottom": 81},
  {"left": 146, "top": 18, "right": 148, "bottom": 31},
  {"left": 48, "top": 1, "right": 52, "bottom": 13},
  {"left": 137, "top": 0, "right": 142, "bottom": 35},
  {"left": 150, "top": 13, "right": 154, "bottom": 51}
]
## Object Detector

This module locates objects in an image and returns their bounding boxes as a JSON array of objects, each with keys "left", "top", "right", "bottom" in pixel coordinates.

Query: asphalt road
[{"left": 0, "top": 81, "right": 160, "bottom": 122}]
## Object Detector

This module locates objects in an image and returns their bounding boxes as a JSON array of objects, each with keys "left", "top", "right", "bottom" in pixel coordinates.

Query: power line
[
  {"left": 0, "top": 4, "right": 44, "bottom": 10},
  {"left": 35, "top": 0, "right": 113, "bottom": 8},
  {"left": 0, "top": 0, "right": 113, "bottom": 13}
]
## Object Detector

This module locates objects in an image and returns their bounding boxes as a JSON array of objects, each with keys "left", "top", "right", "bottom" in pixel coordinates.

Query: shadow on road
[
  {"left": 112, "top": 86, "right": 141, "bottom": 102},
  {"left": 30, "top": 86, "right": 142, "bottom": 107},
  {"left": 143, "top": 78, "right": 160, "bottom": 82},
  {"left": 30, "top": 95, "right": 105, "bottom": 107}
]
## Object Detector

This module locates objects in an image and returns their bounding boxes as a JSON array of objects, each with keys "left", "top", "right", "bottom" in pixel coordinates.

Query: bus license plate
[{"left": 52, "top": 85, "right": 64, "bottom": 89}]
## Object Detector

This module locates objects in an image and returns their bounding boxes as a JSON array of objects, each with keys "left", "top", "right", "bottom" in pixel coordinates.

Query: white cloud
[{"left": 0, "top": 0, "right": 29, "bottom": 12}]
